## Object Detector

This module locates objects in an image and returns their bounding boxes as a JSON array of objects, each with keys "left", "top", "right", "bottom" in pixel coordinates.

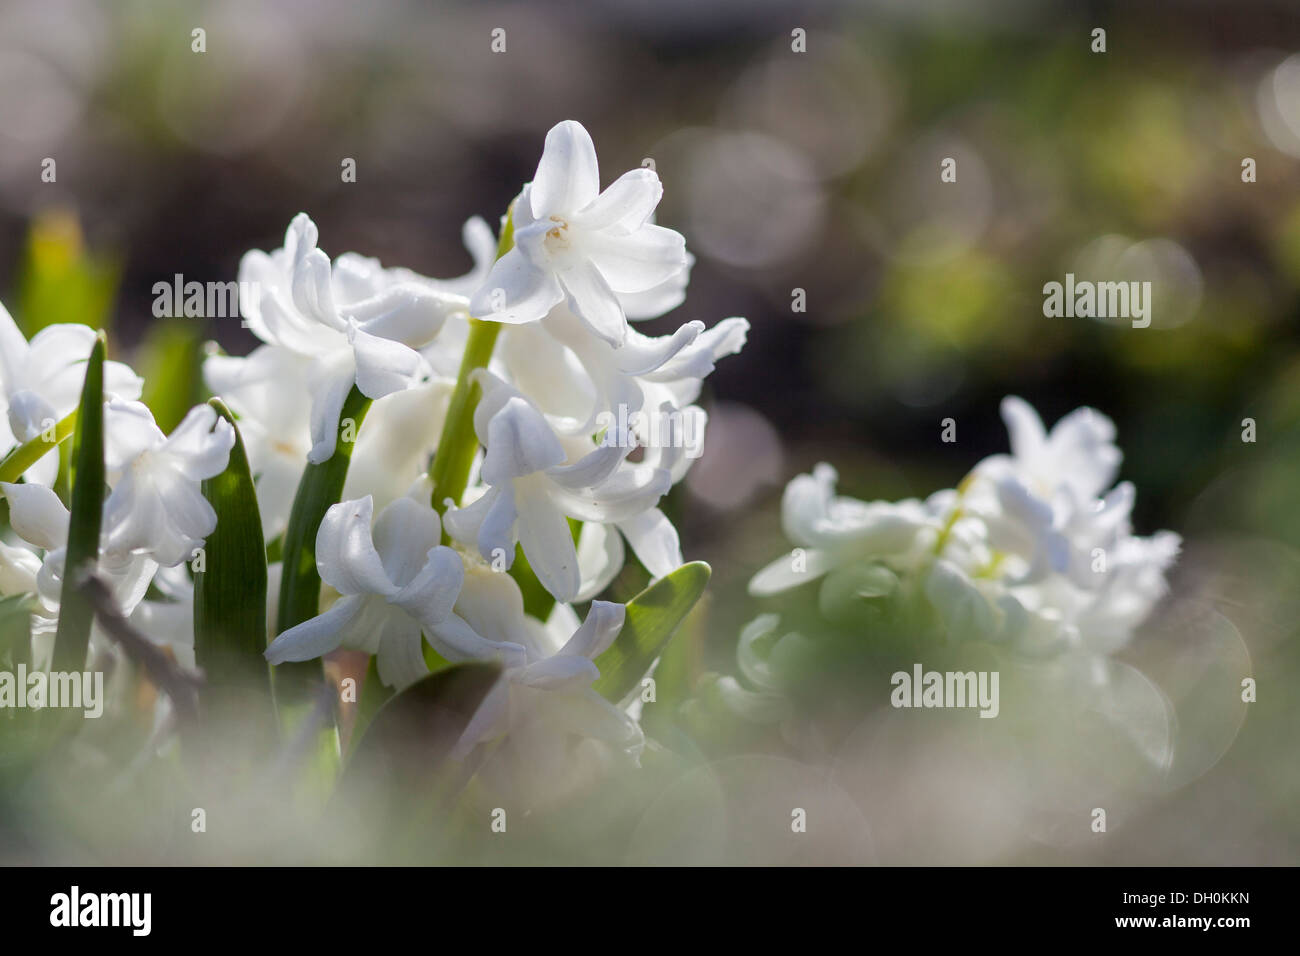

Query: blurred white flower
[
  {"left": 750, "top": 463, "right": 938, "bottom": 596},
  {"left": 0, "top": 299, "right": 142, "bottom": 484},
  {"left": 748, "top": 398, "right": 1178, "bottom": 662},
  {"left": 469, "top": 120, "right": 688, "bottom": 346},
  {"left": 451, "top": 565, "right": 643, "bottom": 772}
]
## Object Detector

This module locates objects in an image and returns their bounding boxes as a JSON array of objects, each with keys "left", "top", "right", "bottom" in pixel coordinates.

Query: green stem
[
  {"left": 0, "top": 411, "right": 76, "bottom": 484},
  {"left": 428, "top": 207, "right": 515, "bottom": 517}
]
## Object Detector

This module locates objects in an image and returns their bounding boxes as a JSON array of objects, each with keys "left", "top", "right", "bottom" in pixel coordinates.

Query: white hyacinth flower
[
  {"left": 749, "top": 463, "right": 939, "bottom": 597},
  {"left": 239, "top": 213, "right": 468, "bottom": 463},
  {"left": 444, "top": 377, "right": 671, "bottom": 603},
  {"left": 747, "top": 398, "right": 1179, "bottom": 662},
  {"left": 264, "top": 493, "right": 523, "bottom": 690},
  {"left": 0, "top": 299, "right": 142, "bottom": 485},
  {"left": 469, "top": 120, "right": 688, "bottom": 346},
  {"left": 99, "top": 400, "right": 235, "bottom": 567},
  {"left": 0, "top": 480, "right": 159, "bottom": 631}
]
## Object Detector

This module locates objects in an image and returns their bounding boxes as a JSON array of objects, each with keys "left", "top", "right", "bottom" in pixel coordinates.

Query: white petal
[
  {"left": 373, "top": 613, "right": 430, "bottom": 690},
  {"left": 291, "top": 247, "right": 344, "bottom": 331},
  {"left": 468, "top": 249, "right": 564, "bottom": 325},
  {"left": 574, "top": 521, "right": 625, "bottom": 601},
  {"left": 103, "top": 399, "right": 165, "bottom": 472},
  {"left": 558, "top": 599, "right": 624, "bottom": 660},
  {"left": 549, "top": 464, "right": 671, "bottom": 523},
  {"left": 546, "top": 440, "right": 626, "bottom": 490},
  {"left": 615, "top": 321, "right": 702, "bottom": 376},
  {"left": 265, "top": 593, "right": 364, "bottom": 663},
  {"left": 517, "top": 654, "right": 600, "bottom": 690},
  {"left": 306, "top": 352, "right": 357, "bottom": 464},
  {"left": 427, "top": 611, "right": 527, "bottom": 667},
  {"left": 530, "top": 120, "right": 600, "bottom": 218},
  {"left": 1000, "top": 395, "right": 1046, "bottom": 462},
  {"left": 587, "top": 223, "right": 688, "bottom": 295},
  {"left": 515, "top": 481, "right": 581, "bottom": 602},
  {"left": 617, "top": 508, "right": 682, "bottom": 579},
  {"left": 480, "top": 397, "right": 567, "bottom": 483},
  {"left": 558, "top": 259, "right": 627, "bottom": 346},
  {"left": 390, "top": 545, "right": 463, "bottom": 627},
  {"left": 476, "top": 488, "right": 520, "bottom": 565},
  {"left": 349, "top": 285, "right": 460, "bottom": 349},
  {"left": 350, "top": 325, "right": 428, "bottom": 400},
  {"left": 574, "top": 167, "right": 662, "bottom": 232},
  {"left": 314, "top": 496, "right": 397, "bottom": 597},
  {"left": 748, "top": 548, "right": 835, "bottom": 596},
  {"left": 103, "top": 360, "right": 145, "bottom": 401},
  {"left": 162, "top": 405, "right": 235, "bottom": 481},
  {"left": 0, "top": 481, "right": 70, "bottom": 550},
  {"left": 371, "top": 496, "right": 443, "bottom": 587}
]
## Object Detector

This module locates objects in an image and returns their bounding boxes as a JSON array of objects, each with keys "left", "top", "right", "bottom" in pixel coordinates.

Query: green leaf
[
  {"left": 592, "top": 561, "right": 711, "bottom": 703},
  {"left": 0, "top": 411, "right": 75, "bottom": 485},
  {"left": 137, "top": 320, "right": 205, "bottom": 434},
  {"left": 51, "top": 334, "right": 106, "bottom": 674},
  {"left": 338, "top": 662, "right": 501, "bottom": 820},
  {"left": 193, "top": 399, "right": 275, "bottom": 734},
  {"left": 274, "top": 386, "right": 371, "bottom": 708},
  {"left": 15, "top": 209, "right": 120, "bottom": 336}
]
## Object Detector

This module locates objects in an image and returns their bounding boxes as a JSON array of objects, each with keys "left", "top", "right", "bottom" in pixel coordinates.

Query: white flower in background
[
  {"left": 0, "top": 300, "right": 143, "bottom": 485},
  {"left": 342, "top": 378, "right": 455, "bottom": 517},
  {"left": 265, "top": 492, "right": 524, "bottom": 689},
  {"left": 469, "top": 120, "right": 688, "bottom": 346},
  {"left": 749, "top": 463, "right": 939, "bottom": 596},
  {"left": 747, "top": 398, "right": 1178, "bottom": 662},
  {"left": 444, "top": 377, "right": 671, "bottom": 603},
  {"left": 451, "top": 566, "right": 643, "bottom": 772},
  {"left": 129, "top": 563, "right": 196, "bottom": 668},
  {"left": 0, "top": 480, "right": 158, "bottom": 635},
  {"left": 0, "top": 537, "right": 41, "bottom": 599},
  {"left": 203, "top": 344, "right": 314, "bottom": 540},
  {"left": 98, "top": 400, "right": 235, "bottom": 567},
  {"left": 239, "top": 213, "right": 468, "bottom": 463}
]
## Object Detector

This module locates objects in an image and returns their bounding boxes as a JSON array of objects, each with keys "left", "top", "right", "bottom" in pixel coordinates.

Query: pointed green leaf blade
[
  {"left": 592, "top": 560, "right": 711, "bottom": 704},
  {"left": 51, "top": 334, "right": 105, "bottom": 674},
  {"left": 193, "top": 399, "right": 275, "bottom": 734}
]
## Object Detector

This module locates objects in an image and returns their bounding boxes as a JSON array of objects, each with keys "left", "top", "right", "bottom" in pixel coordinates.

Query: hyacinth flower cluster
[
  {"left": 712, "top": 397, "right": 1181, "bottom": 737},
  {"left": 0, "top": 121, "right": 746, "bottom": 787}
]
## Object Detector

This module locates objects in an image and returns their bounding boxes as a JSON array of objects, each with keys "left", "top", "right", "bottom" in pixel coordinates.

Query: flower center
[{"left": 543, "top": 216, "right": 572, "bottom": 253}]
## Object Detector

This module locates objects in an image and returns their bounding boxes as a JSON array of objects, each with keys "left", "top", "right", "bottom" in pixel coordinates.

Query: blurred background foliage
[{"left": 2, "top": 0, "right": 1299, "bottom": 862}]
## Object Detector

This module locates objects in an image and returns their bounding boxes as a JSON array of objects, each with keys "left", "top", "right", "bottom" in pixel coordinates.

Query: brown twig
[{"left": 76, "top": 572, "right": 204, "bottom": 728}]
